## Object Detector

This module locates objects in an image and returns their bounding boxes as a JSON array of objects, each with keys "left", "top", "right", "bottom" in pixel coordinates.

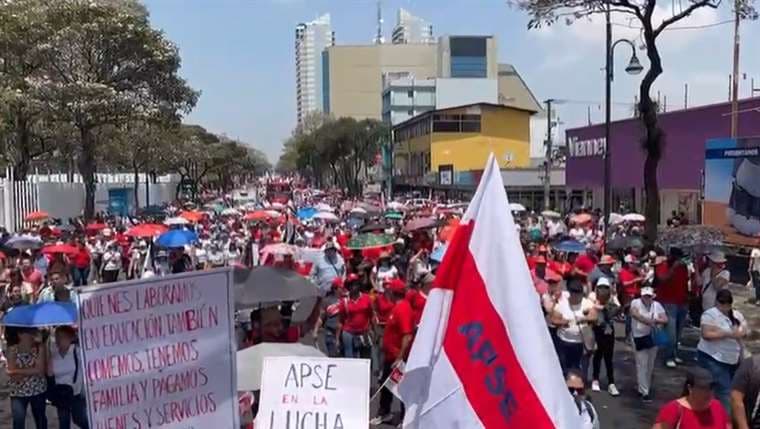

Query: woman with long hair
[
  {"left": 652, "top": 368, "right": 730, "bottom": 429},
  {"left": 6, "top": 327, "right": 47, "bottom": 429}
]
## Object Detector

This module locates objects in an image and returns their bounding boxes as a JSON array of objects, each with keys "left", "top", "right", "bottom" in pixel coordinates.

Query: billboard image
[{"left": 704, "top": 138, "right": 760, "bottom": 247}]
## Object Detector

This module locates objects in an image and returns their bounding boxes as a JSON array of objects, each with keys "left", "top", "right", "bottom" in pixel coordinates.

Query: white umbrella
[
  {"left": 541, "top": 210, "right": 561, "bottom": 218},
  {"left": 509, "top": 203, "right": 526, "bottom": 212},
  {"left": 313, "top": 211, "right": 339, "bottom": 222},
  {"left": 623, "top": 213, "right": 645, "bottom": 222},
  {"left": 387, "top": 201, "right": 407, "bottom": 211},
  {"left": 236, "top": 343, "right": 326, "bottom": 391},
  {"left": 350, "top": 207, "right": 367, "bottom": 215},
  {"left": 5, "top": 235, "right": 43, "bottom": 250},
  {"left": 315, "top": 202, "right": 333, "bottom": 212},
  {"left": 221, "top": 208, "right": 240, "bottom": 216},
  {"left": 270, "top": 202, "right": 286, "bottom": 210},
  {"left": 608, "top": 213, "right": 625, "bottom": 225},
  {"left": 164, "top": 217, "right": 190, "bottom": 226}
]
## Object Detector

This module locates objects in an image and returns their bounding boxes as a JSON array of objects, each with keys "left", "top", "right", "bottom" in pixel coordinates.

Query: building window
[
  {"left": 432, "top": 113, "right": 481, "bottom": 133},
  {"left": 408, "top": 90, "right": 414, "bottom": 98},
  {"left": 449, "top": 37, "right": 488, "bottom": 78}
]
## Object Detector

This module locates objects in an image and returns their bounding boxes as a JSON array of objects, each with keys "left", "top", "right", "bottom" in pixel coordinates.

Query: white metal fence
[{"left": 0, "top": 167, "right": 180, "bottom": 232}]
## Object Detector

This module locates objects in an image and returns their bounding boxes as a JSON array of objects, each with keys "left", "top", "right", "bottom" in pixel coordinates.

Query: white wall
[
  {"left": 37, "top": 183, "right": 85, "bottom": 221},
  {"left": 435, "top": 78, "right": 497, "bottom": 109}
]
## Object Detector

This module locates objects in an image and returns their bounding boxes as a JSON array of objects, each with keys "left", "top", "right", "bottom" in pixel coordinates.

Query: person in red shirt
[
  {"left": 655, "top": 247, "right": 691, "bottom": 368},
  {"left": 402, "top": 276, "right": 429, "bottom": 327},
  {"left": 619, "top": 254, "right": 644, "bottom": 339},
  {"left": 653, "top": 367, "right": 730, "bottom": 429},
  {"left": 71, "top": 240, "right": 91, "bottom": 286},
  {"left": 374, "top": 277, "right": 414, "bottom": 426},
  {"left": 339, "top": 277, "right": 374, "bottom": 359},
  {"left": 574, "top": 247, "right": 598, "bottom": 279}
]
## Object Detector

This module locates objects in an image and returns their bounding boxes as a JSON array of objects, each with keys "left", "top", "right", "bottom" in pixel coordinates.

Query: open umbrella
[
  {"left": 655, "top": 225, "right": 725, "bottom": 252},
  {"left": 552, "top": 239, "right": 587, "bottom": 254},
  {"left": 260, "top": 243, "right": 298, "bottom": 259},
  {"left": 5, "top": 235, "right": 43, "bottom": 250},
  {"left": 85, "top": 223, "right": 107, "bottom": 233},
  {"left": 384, "top": 211, "right": 403, "bottom": 220},
  {"left": 296, "top": 207, "right": 317, "bottom": 220},
  {"left": 622, "top": 213, "right": 645, "bottom": 222},
  {"left": 606, "top": 235, "right": 645, "bottom": 252},
  {"left": 179, "top": 210, "right": 204, "bottom": 223},
  {"left": 313, "top": 212, "right": 339, "bottom": 223},
  {"left": 346, "top": 233, "right": 395, "bottom": 250},
  {"left": 349, "top": 207, "right": 367, "bottom": 215},
  {"left": 3, "top": 302, "right": 77, "bottom": 327},
  {"left": 509, "top": 203, "right": 526, "bottom": 212},
  {"left": 221, "top": 208, "right": 240, "bottom": 216},
  {"left": 24, "top": 211, "right": 49, "bottom": 222},
  {"left": 404, "top": 217, "right": 439, "bottom": 232},
  {"left": 233, "top": 266, "right": 319, "bottom": 311},
  {"left": 126, "top": 223, "right": 168, "bottom": 238},
  {"left": 237, "top": 343, "right": 325, "bottom": 391},
  {"left": 387, "top": 201, "right": 407, "bottom": 212},
  {"left": 608, "top": 213, "right": 625, "bottom": 225},
  {"left": 541, "top": 210, "right": 561, "bottom": 218},
  {"left": 315, "top": 202, "right": 333, "bottom": 212},
  {"left": 359, "top": 222, "right": 389, "bottom": 233},
  {"left": 571, "top": 213, "right": 593, "bottom": 225},
  {"left": 156, "top": 229, "right": 198, "bottom": 248},
  {"left": 164, "top": 216, "right": 190, "bottom": 226},
  {"left": 244, "top": 210, "right": 274, "bottom": 222},
  {"left": 42, "top": 244, "right": 79, "bottom": 256}
]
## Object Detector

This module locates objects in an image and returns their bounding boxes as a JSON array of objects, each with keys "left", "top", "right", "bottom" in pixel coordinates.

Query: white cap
[
  {"left": 640, "top": 286, "right": 655, "bottom": 297},
  {"left": 596, "top": 277, "right": 612, "bottom": 288}
]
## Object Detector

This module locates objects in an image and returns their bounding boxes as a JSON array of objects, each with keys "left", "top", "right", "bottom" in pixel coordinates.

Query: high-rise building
[
  {"left": 392, "top": 8, "right": 434, "bottom": 44},
  {"left": 437, "top": 35, "right": 498, "bottom": 79},
  {"left": 295, "top": 14, "right": 334, "bottom": 125}
]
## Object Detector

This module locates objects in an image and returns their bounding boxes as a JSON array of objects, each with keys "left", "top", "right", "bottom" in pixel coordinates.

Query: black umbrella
[
  {"left": 607, "top": 235, "right": 645, "bottom": 252},
  {"left": 233, "top": 266, "right": 319, "bottom": 312},
  {"left": 359, "top": 222, "right": 390, "bottom": 233}
]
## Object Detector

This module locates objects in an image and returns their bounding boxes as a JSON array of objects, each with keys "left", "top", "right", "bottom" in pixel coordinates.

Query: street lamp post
[{"left": 604, "top": 2, "right": 643, "bottom": 244}]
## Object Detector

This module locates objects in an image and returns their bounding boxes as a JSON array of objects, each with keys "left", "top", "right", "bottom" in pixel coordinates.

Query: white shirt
[
  {"left": 750, "top": 248, "right": 760, "bottom": 273},
  {"left": 700, "top": 268, "right": 730, "bottom": 311},
  {"left": 372, "top": 265, "right": 398, "bottom": 292},
  {"left": 569, "top": 227, "right": 586, "bottom": 242},
  {"left": 48, "top": 342, "right": 83, "bottom": 396},
  {"left": 102, "top": 250, "right": 121, "bottom": 271},
  {"left": 630, "top": 298, "right": 666, "bottom": 338},
  {"left": 195, "top": 248, "right": 208, "bottom": 264},
  {"left": 556, "top": 295, "right": 594, "bottom": 343},
  {"left": 697, "top": 307, "right": 747, "bottom": 365}
]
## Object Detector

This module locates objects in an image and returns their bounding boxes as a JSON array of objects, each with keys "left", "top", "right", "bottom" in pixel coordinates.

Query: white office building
[
  {"left": 391, "top": 8, "right": 434, "bottom": 44},
  {"left": 295, "top": 14, "right": 334, "bottom": 125}
]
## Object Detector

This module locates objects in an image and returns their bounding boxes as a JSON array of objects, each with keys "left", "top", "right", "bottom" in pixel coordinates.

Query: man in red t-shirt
[
  {"left": 72, "top": 240, "right": 92, "bottom": 286},
  {"left": 654, "top": 247, "right": 690, "bottom": 368},
  {"left": 373, "top": 278, "right": 414, "bottom": 425}
]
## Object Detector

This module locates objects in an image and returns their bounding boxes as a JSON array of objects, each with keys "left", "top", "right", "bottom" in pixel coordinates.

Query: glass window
[{"left": 433, "top": 121, "right": 460, "bottom": 132}]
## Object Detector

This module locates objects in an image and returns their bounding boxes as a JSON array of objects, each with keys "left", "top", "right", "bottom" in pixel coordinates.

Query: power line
[{"left": 611, "top": 19, "right": 735, "bottom": 31}]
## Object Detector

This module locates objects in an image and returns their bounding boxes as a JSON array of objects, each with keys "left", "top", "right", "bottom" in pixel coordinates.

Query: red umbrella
[
  {"left": 244, "top": 211, "right": 274, "bottom": 222},
  {"left": 85, "top": 223, "right": 107, "bottom": 232},
  {"left": 404, "top": 217, "right": 440, "bottom": 232},
  {"left": 126, "top": 223, "right": 168, "bottom": 238},
  {"left": 180, "top": 210, "right": 204, "bottom": 223},
  {"left": 42, "top": 244, "right": 79, "bottom": 256},
  {"left": 25, "top": 211, "right": 49, "bottom": 222}
]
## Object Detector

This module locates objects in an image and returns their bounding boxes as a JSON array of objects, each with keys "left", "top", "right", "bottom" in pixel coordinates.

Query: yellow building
[{"left": 393, "top": 103, "right": 535, "bottom": 185}]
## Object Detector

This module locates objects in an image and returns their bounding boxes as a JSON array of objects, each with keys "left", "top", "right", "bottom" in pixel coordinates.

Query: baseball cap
[
  {"left": 640, "top": 286, "right": 655, "bottom": 297},
  {"left": 385, "top": 278, "right": 406, "bottom": 293},
  {"left": 596, "top": 277, "right": 612, "bottom": 288}
]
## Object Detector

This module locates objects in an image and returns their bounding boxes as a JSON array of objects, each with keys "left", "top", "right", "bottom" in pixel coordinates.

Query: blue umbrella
[
  {"left": 3, "top": 302, "right": 77, "bottom": 327},
  {"left": 552, "top": 239, "right": 586, "bottom": 254},
  {"left": 156, "top": 229, "right": 198, "bottom": 248},
  {"left": 297, "top": 207, "right": 317, "bottom": 220},
  {"left": 430, "top": 244, "right": 448, "bottom": 263}
]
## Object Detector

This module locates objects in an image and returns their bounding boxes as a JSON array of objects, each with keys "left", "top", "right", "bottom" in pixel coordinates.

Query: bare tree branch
[{"left": 654, "top": 0, "right": 721, "bottom": 36}]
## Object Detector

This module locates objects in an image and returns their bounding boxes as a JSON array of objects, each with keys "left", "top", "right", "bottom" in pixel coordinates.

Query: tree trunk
[
  {"left": 14, "top": 117, "right": 31, "bottom": 181},
  {"left": 133, "top": 161, "right": 141, "bottom": 211},
  {"left": 639, "top": 25, "right": 665, "bottom": 245},
  {"left": 78, "top": 127, "right": 97, "bottom": 220}
]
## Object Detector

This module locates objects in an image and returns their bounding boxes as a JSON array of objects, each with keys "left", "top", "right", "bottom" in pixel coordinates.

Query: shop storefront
[{"left": 565, "top": 98, "right": 760, "bottom": 224}]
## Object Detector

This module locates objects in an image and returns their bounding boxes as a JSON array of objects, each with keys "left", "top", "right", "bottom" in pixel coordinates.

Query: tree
[
  {"left": 28, "top": 0, "right": 198, "bottom": 219},
  {"left": 517, "top": 0, "right": 756, "bottom": 242}
]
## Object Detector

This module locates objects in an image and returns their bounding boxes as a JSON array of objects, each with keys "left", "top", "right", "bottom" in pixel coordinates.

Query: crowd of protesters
[{"left": 1, "top": 183, "right": 760, "bottom": 429}]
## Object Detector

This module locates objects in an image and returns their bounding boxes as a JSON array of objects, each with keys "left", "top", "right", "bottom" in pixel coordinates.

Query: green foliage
[{"left": 277, "top": 115, "right": 388, "bottom": 196}]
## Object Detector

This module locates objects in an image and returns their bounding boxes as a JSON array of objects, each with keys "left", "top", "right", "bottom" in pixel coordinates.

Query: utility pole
[
  {"left": 731, "top": 0, "right": 740, "bottom": 138},
  {"left": 684, "top": 83, "right": 688, "bottom": 109},
  {"left": 544, "top": 99, "right": 554, "bottom": 210},
  {"left": 604, "top": 0, "right": 612, "bottom": 242}
]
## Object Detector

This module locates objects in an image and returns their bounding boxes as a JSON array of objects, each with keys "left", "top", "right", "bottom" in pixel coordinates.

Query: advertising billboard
[{"left": 703, "top": 138, "right": 760, "bottom": 247}]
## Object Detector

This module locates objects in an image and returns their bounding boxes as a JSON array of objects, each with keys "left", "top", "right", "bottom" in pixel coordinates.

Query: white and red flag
[{"left": 399, "top": 154, "right": 581, "bottom": 428}]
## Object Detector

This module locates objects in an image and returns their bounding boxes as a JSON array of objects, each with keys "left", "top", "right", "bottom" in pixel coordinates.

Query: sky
[{"left": 142, "top": 0, "right": 760, "bottom": 163}]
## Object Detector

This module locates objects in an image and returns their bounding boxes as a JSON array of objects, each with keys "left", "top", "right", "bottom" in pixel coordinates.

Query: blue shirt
[{"left": 310, "top": 253, "right": 345, "bottom": 295}]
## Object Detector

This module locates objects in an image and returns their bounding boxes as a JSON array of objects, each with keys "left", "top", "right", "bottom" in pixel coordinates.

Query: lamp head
[{"left": 625, "top": 53, "right": 644, "bottom": 75}]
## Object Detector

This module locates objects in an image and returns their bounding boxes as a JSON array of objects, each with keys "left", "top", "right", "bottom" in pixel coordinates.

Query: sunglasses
[{"left": 568, "top": 387, "right": 585, "bottom": 396}]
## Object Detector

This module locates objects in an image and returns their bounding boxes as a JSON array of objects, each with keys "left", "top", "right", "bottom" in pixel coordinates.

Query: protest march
[{"left": 0, "top": 152, "right": 756, "bottom": 429}]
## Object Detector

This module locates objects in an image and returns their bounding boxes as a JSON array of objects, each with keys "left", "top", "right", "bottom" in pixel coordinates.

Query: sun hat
[{"left": 707, "top": 250, "right": 727, "bottom": 264}]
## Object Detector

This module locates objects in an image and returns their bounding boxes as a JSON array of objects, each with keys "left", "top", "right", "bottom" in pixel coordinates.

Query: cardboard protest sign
[
  {"left": 77, "top": 269, "right": 238, "bottom": 429},
  {"left": 257, "top": 357, "right": 370, "bottom": 429}
]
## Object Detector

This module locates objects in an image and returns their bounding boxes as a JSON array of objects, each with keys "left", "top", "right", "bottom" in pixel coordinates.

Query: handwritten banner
[
  {"left": 257, "top": 357, "right": 370, "bottom": 429},
  {"left": 77, "top": 269, "right": 237, "bottom": 429}
]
